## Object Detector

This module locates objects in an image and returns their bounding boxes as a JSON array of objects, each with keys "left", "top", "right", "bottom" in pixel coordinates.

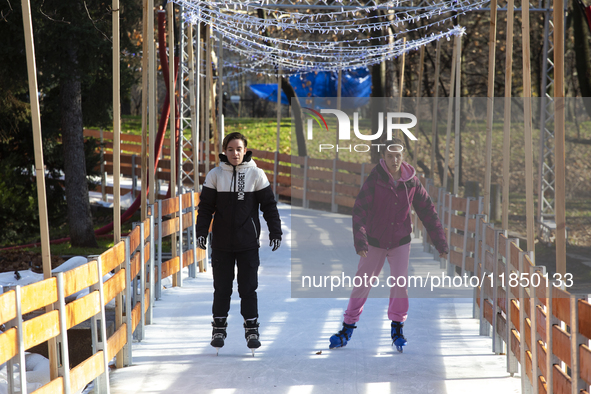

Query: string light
[{"left": 175, "top": 0, "right": 484, "bottom": 75}]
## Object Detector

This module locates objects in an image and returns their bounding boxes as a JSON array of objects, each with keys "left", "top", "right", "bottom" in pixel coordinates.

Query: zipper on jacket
[
  {"left": 251, "top": 218, "right": 258, "bottom": 239},
  {"left": 231, "top": 165, "right": 237, "bottom": 192}
]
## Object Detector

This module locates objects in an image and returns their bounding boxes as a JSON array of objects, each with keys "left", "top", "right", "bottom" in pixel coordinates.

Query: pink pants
[{"left": 343, "top": 243, "right": 411, "bottom": 324}]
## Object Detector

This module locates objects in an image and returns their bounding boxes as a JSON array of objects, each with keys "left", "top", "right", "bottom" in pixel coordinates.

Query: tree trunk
[
  {"left": 281, "top": 78, "right": 307, "bottom": 157},
  {"left": 60, "top": 40, "right": 98, "bottom": 247}
]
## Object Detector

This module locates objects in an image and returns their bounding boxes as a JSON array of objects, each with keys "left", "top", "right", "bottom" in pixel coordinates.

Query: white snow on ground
[{"left": 108, "top": 203, "right": 522, "bottom": 394}]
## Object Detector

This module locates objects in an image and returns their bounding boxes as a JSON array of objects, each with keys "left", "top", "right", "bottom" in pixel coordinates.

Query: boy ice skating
[
  {"left": 329, "top": 137, "right": 448, "bottom": 352},
  {"left": 196, "top": 132, "right": 282, "bottom": 355}
]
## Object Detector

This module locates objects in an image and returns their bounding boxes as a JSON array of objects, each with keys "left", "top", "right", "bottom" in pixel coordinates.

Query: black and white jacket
[{"left": 196, "top": 151, "right": 282, "bottom": 252}]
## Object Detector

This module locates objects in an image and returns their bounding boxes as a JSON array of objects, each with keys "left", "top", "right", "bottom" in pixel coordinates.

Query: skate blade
[
  {"left": 214, "top": 347, "right": 221, "bottom": 356},
  {"left": 396, "top": 346, "right": 404, "bottom": 353},
  {"left": 251, "top": 349, "right": 255, "bottom": 357}
]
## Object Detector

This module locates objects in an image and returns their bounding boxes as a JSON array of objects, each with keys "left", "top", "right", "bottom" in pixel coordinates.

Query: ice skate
[
  {"left": 244, "top": 319, "right": 261, "bottom": 357},
  {"left": 211, "top": 317, "right": 227, "bottom": 355},
  {"left": 329, "top": 322, "right": 357, "bottom": 349},
  {"left": 391, "top": 321, "right": 407, "bottom": 353}
]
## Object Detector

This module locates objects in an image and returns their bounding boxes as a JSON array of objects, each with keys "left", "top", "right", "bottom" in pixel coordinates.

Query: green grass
[{"left": 224, "top": 118, "right": 292, "bottom": 155}]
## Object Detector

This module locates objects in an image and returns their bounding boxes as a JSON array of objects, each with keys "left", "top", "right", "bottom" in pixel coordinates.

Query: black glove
[
  {"left": 197, "top": 235, "right": 207, "bottom": 250},
  {"left": 270, "top": 239, "right": 281, "bottom": 252}
]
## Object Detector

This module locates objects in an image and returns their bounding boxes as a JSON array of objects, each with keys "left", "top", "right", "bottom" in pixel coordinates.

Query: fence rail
[
  {"left": 0, "top": 189, "right": 205, "bottom": 394},
  {"left": 419, "top": 180, "right": 591, "bottom": 394},
  {"left": 9, "top": 130, "right": 585, "bottom": 393}
]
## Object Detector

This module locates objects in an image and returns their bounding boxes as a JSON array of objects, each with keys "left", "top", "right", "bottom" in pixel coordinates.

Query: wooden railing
[
  {"left": 419, "top": 179, "right": 591, "bottom": 394},
  {"left": 83, "top": 129, "right": 373, "bottom": 210},
  {"left": 81, "top": 129, "right": 590, "bottom": 393},
  {"left": 0, "top": 190, "right": 205, "bottom": 394}
]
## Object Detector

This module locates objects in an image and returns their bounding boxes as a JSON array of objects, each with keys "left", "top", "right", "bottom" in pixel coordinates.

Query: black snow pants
[{"left": 211, "top": 248, "right": 260, "bottom": 320}]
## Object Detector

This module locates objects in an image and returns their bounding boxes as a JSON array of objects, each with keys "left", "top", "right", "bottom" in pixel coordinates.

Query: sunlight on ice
[
  {"left": 319, "top": 230, "right": 334, "bottom": 246},
  {"left": 364, "top": 382, "right": 392, "bottom": 393},
  {"left": 314, "top": 308, "right": 344, "bottom": 349},
  {"left": 286, "top": 385, "right": 314, "bottom": 394}
]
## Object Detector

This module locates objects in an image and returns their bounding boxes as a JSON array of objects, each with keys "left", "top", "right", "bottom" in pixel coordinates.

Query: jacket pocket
[
  {"left": 251, "top": 218, "right": 261, "bottom": 247},
  {"left": 251, "top": 218, "right": 258, "bottom": 239}
]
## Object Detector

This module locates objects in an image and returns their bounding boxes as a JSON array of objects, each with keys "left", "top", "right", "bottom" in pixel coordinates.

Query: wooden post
[
  {"left": 336, "top": 62, "right": 342, "bottom": 161},
  {"left": 430, "top": 40, "right": 441, "bottom": 183},
  {"left": 141, "top": 0, "right": 149, "bottom": 221},
  {"left": 399, "top": 38, "right": 406, "bottom": 103},
  {"left": 413, "top": 45, "right": 425, "bottom": 170},
  {"left": 205, "top": 25, "right": 211, "bottom": 173},
  {"left": 20, "top": 0, "right": 58, "bottom": 379},
  {"left": 149, "top": 0, "right": 156, "bottom": 205},
  {"left": 113, "top": 0, "right": 124, "bottom": 370},
  {"left": 168, "top": 2, "right": 176, "bottom": 200},
  {"left": 274, "top": 66, "right": 281, "bottom": 198},
  {"left": 191, "top": 17, "right": 200, "bottom": 189},
  {"left": 199, "top": 23, "right": 206, "bottom": 176},
  {"left": 443, "top": 36, "right": 458, "bottom": 191},
  {"left": 113, "top": 0, "right": 121, "bottom": 243},
  {"left": 554, "top": 0, "right": 566, "bottom": 276},
  {"left": 167, "top": 1, "right": 178, "bottom": 288},
  {"left": 396, "top": 37, "right": 407, "bottom": 138},
  {"left": 217, "top": 31, "right": 224, "bottom": 153},
  {"left": 502, "top": 0, "right": 515, "bottom": 231},
  {"left": 522, "top": 0, "right": 535, "bottom": 256},
  {"left": 453, "top": 36, "right": 461, "bottom": 195},
  {"left": 209, "top": 30, "right": 218, "bottom": 167},
  {"left": 483, "top": 0, "right": 498, "bottom": 218}
]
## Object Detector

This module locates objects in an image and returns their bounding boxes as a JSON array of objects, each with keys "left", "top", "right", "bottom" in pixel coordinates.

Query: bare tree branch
[{"left": 84, "top": 1, "right": 111, "bottom": 42}]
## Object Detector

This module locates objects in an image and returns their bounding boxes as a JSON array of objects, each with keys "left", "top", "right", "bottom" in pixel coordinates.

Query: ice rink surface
[{"left": 109, "top": 204, "right": 521, "bottom": 394}]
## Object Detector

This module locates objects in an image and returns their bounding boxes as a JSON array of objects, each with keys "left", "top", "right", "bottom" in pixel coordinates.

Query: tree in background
[
  {"left": 0, "top": 0, "right": 141, "bottom": 247},
  {"left": 573, "top": 0, "right": 591, "bottom": 120}
]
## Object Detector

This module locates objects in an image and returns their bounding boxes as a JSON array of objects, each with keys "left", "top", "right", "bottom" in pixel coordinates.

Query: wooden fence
[
  {"left": 83, "top": 129, "right": 374, "bottom": 210},
  {"left": 33, "top": 129, "right": 587, "bottom": 393},
  {"left": 419, "top": 179, "right": 591, "bottom": 394},
  {"left": 0, "top": 190, "right": 206, "bottom": 394}
]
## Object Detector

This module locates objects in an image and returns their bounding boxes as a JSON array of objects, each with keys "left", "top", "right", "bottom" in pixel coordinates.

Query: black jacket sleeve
[
  {"left": 256, "top": 184, "right": 282, "bottom": 240},
  {"left": 196, "top": 185, "right": 217, "bottom": 238}
]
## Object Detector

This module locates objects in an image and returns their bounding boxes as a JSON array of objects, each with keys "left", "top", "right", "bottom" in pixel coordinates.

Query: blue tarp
[{"left": 248, "top": 68, "right": 372, "bottom": 109}]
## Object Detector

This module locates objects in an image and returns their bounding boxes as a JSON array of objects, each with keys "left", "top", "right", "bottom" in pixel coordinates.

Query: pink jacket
[{"left": 352, "top": 160, "right": 448, "bottom": 255}]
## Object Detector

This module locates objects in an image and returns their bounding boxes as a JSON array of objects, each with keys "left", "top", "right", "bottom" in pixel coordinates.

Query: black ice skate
[
  {"left": 211, "top": 317, "right": 227, "bottom": 355},
  {"left": 244, "top": 318, "right": 261, "bottom": 357}
]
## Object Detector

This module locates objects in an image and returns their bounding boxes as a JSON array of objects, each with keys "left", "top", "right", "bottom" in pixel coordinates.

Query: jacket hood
[
  {"left": 378, "top": 159, "right": 416, "bottom": 183},
  {"left": 219, "top": 150, "right": 256, "bottom": 170}
]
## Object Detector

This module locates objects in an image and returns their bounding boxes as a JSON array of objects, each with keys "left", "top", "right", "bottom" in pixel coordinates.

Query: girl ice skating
[{"left": 330, "top": 137, "right": 448, "bottom": 353}]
